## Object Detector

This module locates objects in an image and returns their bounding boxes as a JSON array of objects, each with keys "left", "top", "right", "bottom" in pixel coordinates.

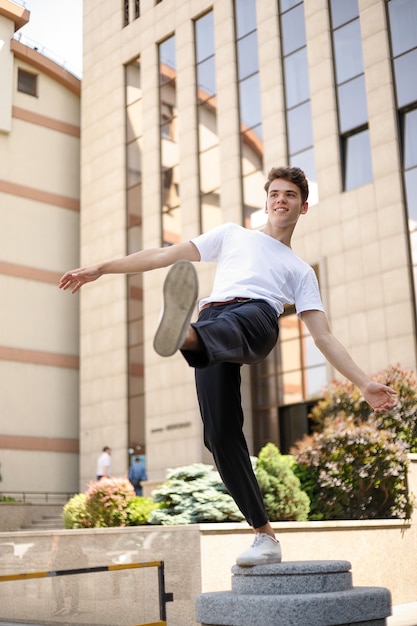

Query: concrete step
[
  {"left": 20, "top": 515, "right": 64, "bottom": 531},
  {"left": 197, "top": 560, "right": 392, "bottom": 626}
]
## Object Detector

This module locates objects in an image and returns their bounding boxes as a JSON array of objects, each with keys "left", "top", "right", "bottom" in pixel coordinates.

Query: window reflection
[
  {"left": 234, "top": 0, "right": 264, "bottom": 229},
  {"left": 195, "top": 12, "right": 221, "bottom": 232},
  {"left": 279, "top": 0, "right": 318, "bottom": 204},
  {"left": 394, "top": 50, "right": 417, "bottom": 109},
  {"left": 344, "top": 129, "right": 373, "bottom": 190},
  {"left": 388, "top": 0, "right": 417, "bottom": 57},
  {"left": 284, "top": 48, "right": 309, "bottom": 108},
  {"left": 281, "top": 4, "right": 306, "bottom": 55},
  {"left": 125, "top": 57, "right": 145, "bottom": 461},
  {"left": 330, "top": 0, "right": 359, "bottom": 29},
  {"left": 159, "top": 36, "right": 181, "bottom": 244},
  {"left": 333, "top": 21, "right": 364, "bottom": 84},
  {"left": 287, "top": 101, "right": 313, "bottom": 154},
  {"left": 237, "top": 32, "right": 260, "bottom": 80},
  {"left": 330, "top": 2, "right": 372, "bottom": 190},
  {"left": 239, "top": 74, "right": 263, "bottom": 130},
  {"left": 338, "top": 75, "right": 368, "bottom": 133}
]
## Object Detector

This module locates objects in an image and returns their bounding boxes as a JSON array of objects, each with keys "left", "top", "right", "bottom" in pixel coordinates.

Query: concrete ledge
[{"left": 231, "top": 560, "right": 353, "bottom": 595}]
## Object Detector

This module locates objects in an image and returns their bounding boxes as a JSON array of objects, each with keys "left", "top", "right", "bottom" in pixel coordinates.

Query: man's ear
[
  {"left": 264, "top": 200, "right": 268, "bottom": 213},
  {"left": 301, "top": 201, "right": 309, "bottom": 215}
]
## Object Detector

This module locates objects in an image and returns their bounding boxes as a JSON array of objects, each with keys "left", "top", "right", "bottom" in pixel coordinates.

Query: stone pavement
[{"left": 388, "top": 602, "right": 417, "bottom": 626}]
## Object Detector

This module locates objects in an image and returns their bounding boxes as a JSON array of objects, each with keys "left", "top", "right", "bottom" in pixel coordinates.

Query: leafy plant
[
  {"left": 292, "top": 416, "right": 411, "bottom": 520},
  {"left": 255, "top": 443, "right": 310, "bottom": 521},
  {"left": 127, "top": 497, "right": 159, "bottom": 525},
  {"left": 309, "top": 364, "right": 417, "bottom": 453},
  {"left": 84, "top": 478, "right": 135, "bottom": 528},
  {"left": 149, "top": 463, "right": 244, "bottom": 525},
  {"left": 62, "top": 493, "right": 91, "bottom": 529}
]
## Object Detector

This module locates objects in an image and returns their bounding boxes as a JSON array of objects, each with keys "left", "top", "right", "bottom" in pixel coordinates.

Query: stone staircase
[
  {"left": 19, "top": 514, "right": 65, "bottom": 531},
  {"left": 196, "top": 560, "right": 392, "bottom": 626}
]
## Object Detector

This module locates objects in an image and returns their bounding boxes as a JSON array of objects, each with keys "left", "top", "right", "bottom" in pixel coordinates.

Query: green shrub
[
  {"left": 127, "top": 496, "right": 159, "bottom": 525},
  {"left": 149, "top": 463, "right": 244, "bottom": 525},
  {"left": 62, "top": 493, "right": 91, "bottom": 529},
  {"left": 255, "top": 443, "right": 310, "bottom": 521},
  {"left": 292, "top": 416, "right": 411, "bottom": 520},
  {"left": 84, "top": 478, "right": 135, "bottom": 527}
]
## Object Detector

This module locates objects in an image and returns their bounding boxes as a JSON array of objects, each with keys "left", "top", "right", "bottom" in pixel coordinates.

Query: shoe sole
[
  {"left": 153, "top": 260, "right": 198, "bottom": 357},
  {"left": 236, "top": 555, "right": 282, "bottom": 567}
]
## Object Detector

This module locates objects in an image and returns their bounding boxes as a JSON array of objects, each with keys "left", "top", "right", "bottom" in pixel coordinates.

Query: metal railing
[
  {"left": 0, "top": 491, "right": 75, "bottom": 504},
  {"left": 0, "top": 560, "right": 174, "bottom": 626}
]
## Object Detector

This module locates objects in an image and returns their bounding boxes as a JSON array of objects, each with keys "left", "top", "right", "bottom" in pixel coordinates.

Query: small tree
[
  {"left": 149, "top": 463, "right": 244, "bottom": 525},
  {"left": 255, "top": 443, "right": 310, "bottom": 521}
]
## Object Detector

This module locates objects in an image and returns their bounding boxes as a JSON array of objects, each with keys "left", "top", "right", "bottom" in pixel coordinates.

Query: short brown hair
[{"left": 264, "top": 166, "right": 309, "bottom": 203}]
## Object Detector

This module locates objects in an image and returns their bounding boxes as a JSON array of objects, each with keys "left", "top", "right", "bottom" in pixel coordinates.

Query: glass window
[
  {"left": 394, "top": 50, "right": 417, "bottom": 109},
  {"left": 196, "top": 11, "right": 220, "bottom": 233},
  {"left": 196, "top": 57, "right": 216, "bottom": 99},
  {"left": 333, "top": 20, "right": 364, "bottom": 84},
  {"left": 235, "top": 0, "right": 257, "bottom": 38},
  {"left": 195, "top": 12, "right": 215, "bottom": 61},
  {"left": 159, "top": 36, "right": 176, "bottom": 70},
  {"left": 338, "top": 75, "right": 368, "bottom": 133},
  {"left": 123, "top": 0, "right": 129, "bottom": 27},
  {"left": 159, "top": 36, "right": 180, "bottom": 244},
  {"left": 281, "top": 0, "right": 302, "bottom": 11},
  {"left": 17, "top": 68, "right": 37, "bottom": 96},
  {"left": 330, "top": 0, "right": 359, "bottom": 29},
  {"left": 239, "top": 74, "right": 263, "bottom": 130},
  {"left": 287, "top": 101, "right": 314, "bottom": 154},
  {"left": 388, "top": 0, "right": 417, "bottom": 57},
  {"left": 281, "top": 4, "right": 306, "bottom": 55},
  {"left": 237, "top": 31, "right": 260, "bottom": 80},
  {"left": 344, "top": 129, "right": 373, "bottom": 190},
  {"left": 410, "top": 227, "right": 417, "bottom": 264},
  {"left": 284, "top": 48, "right": 310, "bottom": 108},
  {"left": 404, "top": 108, "right": 417, "bottom": 169},
  {"left": 405, "top": 169, "right": 417, "bottom": 222}
]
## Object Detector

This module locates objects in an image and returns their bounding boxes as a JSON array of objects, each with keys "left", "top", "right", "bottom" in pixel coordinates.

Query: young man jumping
[{"left": 59, "top": 166, "right": 396, "bottom": 566}]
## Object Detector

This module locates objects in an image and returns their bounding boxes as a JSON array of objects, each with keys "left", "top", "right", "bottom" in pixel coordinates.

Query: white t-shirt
[
  {"left": 96, "top": 451, "right": 111, "bottom": 477},
  {"left": 191, "top": 223, "right": 324, "bottom": 317}
]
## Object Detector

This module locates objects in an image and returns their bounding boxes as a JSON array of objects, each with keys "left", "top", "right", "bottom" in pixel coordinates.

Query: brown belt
[{"left": 200, "top": 297, "right": 252, "bottom": 311}]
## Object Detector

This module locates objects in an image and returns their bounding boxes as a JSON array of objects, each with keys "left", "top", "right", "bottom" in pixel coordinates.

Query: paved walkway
[
  {"left": 388, "top": 602, "right": 417, "bottom": 626},
  {"left": 0, "top": 602, "right": 416, "bottom": 625}
]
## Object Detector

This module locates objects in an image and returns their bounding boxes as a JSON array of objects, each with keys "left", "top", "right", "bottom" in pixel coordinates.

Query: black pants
[{"left": 181, "top": 299, "right": 279, "bottom": 528}]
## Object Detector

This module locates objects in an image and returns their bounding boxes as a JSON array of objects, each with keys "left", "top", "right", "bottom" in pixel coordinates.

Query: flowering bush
[
  {"left": 310, "top": 364, "right": 417, "bottom": 453},
  {"left": 292, "top": 416, "right": 411, "bottom": 520},
  {"left": 84, "top": 478, "right": 135, "bottom": 527},
  {"left": 255, "top": 443, "right": 310, "bottom": 521}
]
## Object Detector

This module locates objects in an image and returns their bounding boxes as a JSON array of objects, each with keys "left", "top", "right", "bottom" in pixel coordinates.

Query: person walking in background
[
  {"left": 60, "top": 166, "right": 396, "bottom": 567},
  {"left": 96, "top": 446, "right": 111, "bottom": 480},
  {"left": 128, "top": 456, "right": 147, "bottom": 496}
]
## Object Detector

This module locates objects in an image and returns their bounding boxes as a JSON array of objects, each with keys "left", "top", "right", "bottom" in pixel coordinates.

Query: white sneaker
[
  {"left": 153, "top": 260, "right": 198, "bottom": 357},
  {"left": 236, "top": 533, "right": 282, "bottom": 567}
]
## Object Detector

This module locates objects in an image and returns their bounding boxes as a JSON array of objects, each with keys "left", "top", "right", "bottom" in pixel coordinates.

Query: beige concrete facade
[
  {"left": 0, "top": 1, "right": 81, "bottom": 493},
  {"left": 76, "top": 0, "right": 417, "bottom": 490}
]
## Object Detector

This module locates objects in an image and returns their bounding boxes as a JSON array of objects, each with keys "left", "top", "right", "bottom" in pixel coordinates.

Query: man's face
[{"left": 265, "top": 178, "right": 308, "bottom": 227}]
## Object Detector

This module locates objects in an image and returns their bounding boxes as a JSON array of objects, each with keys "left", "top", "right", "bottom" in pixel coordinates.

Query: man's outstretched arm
[
  {"left": 300, "top": 309, "right": 396, "bottom": 413},
  {"left": 59, "top": 241, "right": 200, "bottom": 294}
]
